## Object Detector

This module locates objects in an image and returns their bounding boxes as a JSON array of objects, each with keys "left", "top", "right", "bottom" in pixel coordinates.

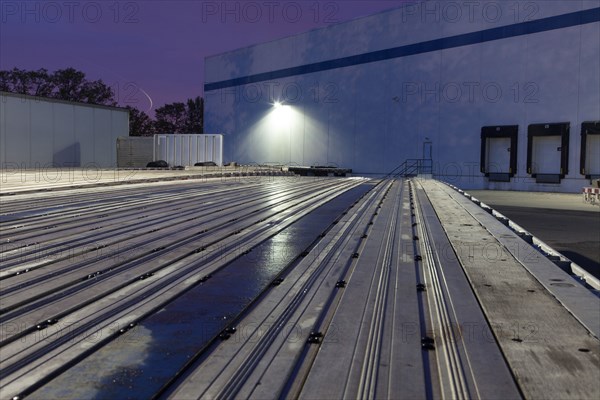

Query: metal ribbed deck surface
[{"left": 1, "top": 175, "right": 598, "bottom": 400}]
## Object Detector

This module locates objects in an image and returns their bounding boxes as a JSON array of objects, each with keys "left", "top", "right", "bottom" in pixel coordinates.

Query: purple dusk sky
[{"left": 1, "top": 1, "right": 406, "bottom": 115}]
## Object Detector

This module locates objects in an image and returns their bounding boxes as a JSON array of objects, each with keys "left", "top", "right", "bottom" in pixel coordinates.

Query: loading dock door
[
  {"left": 531, "top": 136, "right": 561, "bottom": 174},
  {"left": 527, "top": 123, "right": 569, "bottom": 183},
  {"left": 488, "top": 137, "right": 511, "bottom": 173},
  {"left": 580, "top": 121, "right": 600, "bottom": 179},
  {"left": 480, "top": 125, "right": 518, "bottom": 182},
  {"left": 584, "top": 135, "right": 600, "bottom": 176}
]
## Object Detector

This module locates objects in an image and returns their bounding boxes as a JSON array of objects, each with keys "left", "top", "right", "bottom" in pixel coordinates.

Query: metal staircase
[{"left": 388, "top": 158, "right": 433, "bottom": 178}]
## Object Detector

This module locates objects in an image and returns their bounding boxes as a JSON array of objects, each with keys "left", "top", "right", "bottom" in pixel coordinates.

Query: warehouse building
[
  {"left": 0, "top": 91, "right": 129, "bottom": 168},
  {"left": 204, "top": 1, "right": 600, "bottom": 192}
]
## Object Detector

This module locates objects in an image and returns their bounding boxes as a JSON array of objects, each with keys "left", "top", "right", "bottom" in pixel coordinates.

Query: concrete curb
[{"left": 444, "top": 182, "right": 600, "bottom": 293}]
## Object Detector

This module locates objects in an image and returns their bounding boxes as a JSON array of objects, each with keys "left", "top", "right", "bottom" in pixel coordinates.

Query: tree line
[{"left": 0, "top": 68, "right": 203, "bottom": 136}]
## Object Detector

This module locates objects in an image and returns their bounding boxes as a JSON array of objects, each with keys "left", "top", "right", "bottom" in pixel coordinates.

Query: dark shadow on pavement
[{"left": 559, "top": 251, "right": 600, "bottom": 280}]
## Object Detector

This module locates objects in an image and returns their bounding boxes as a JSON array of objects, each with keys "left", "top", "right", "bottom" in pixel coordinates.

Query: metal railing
[{"left": 387, "top": 159, "right": 433, "bottom": 178}]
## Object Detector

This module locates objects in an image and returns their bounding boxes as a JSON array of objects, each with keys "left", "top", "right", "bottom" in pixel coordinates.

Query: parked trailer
[{"left": 153, "top": 134, "right": 223, "bottom": 167}]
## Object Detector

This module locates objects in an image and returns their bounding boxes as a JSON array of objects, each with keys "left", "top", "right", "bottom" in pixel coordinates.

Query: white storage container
[{"left": 153, "top": 134, "right": 223, "bottom": 166}]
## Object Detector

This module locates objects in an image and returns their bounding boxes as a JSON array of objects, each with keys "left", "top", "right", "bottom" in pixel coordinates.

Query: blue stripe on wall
[{"left": 205, "top": 7, "right": 600, "bottom": 92}]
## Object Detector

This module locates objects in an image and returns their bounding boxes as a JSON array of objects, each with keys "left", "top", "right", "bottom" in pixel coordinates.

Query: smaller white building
[{"left": 0, "top": 91, "right": 129, "bottom": 168}]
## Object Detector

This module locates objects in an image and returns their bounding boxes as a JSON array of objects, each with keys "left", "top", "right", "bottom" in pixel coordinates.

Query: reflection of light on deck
[
  {"left": 254, "top": 238, "right": 296, "bottom": 283},
  {"left": 30, "top": 326, "right": 153, "bottom": 399}
]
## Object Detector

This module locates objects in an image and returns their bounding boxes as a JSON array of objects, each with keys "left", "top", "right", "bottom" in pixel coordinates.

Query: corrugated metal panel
[
  {"left": 153, "top": 134, "right": 223, "bottom": 166},
  {"left": 0, "top": 91, "right": 129, "bottom": 168},
  {"left": 116, "top": 137, "right": 154, "bottom": 168},
  {"left": 4, "top": 95, "right": 30, "bottom": 166}
]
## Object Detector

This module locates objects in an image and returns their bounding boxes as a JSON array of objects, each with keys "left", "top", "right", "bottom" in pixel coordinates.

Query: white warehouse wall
[
  {"left": 0, "top": 91, "right": 129, "bottom": 168},
  {"left": 204, "top": 1, "right": 600, "bottom": 192}
]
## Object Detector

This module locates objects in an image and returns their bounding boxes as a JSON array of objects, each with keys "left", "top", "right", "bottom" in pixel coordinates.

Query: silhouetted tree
[
  {"left": 29, "top": 69, "right": 54, "bottom": 97},
  {"left": 127, "top": 106, "right": 155, "bottom": 136},
  {"left": 51, "top": 68, "right": 115, "bottom": 105},
  {"left": 154, "top": 102, "right": 187, "bottom": 133},
  {"left": 0, "top": 67, "right": 115, "bottom": 105},
  {"left": 185, "top": 96, "right": 204, "bottom": 133},
  {"left": 154, "top": 97, "right": 204, "bottom": 133},
  {"left": 0, "top": 70, "right": 9, "bottom": 92}
]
